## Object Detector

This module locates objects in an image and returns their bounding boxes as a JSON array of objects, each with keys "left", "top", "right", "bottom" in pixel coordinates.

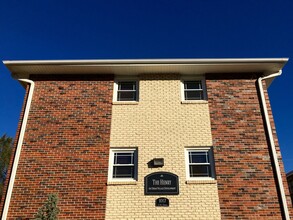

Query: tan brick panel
[{"left": 107, "top": 74, "right": 221, "bottom": 219}]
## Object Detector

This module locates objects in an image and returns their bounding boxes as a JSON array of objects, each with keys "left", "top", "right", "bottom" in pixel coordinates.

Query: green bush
[
  {"left": 0, "top": 134, "right": 13, "bottom": 201},
  {"left": 35, "top": 193, "right": 60, "bottom": 220}
]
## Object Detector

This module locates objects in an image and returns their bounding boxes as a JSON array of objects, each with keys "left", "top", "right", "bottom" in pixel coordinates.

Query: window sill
[
  {"left": 181, "top": 100, "right": 208, "bottom": 104},
  {"left": 107, "top": 181, "right": 137, "bottom": 185},
  {"left": 186, "top": 179, "right": 217, "bottom": 184},
  {"left": 113, "top": 101, "right": 139, "bottom": 105}
]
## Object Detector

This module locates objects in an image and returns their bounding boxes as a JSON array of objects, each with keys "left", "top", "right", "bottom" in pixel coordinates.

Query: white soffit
[{"left": 3, "top": 58, "right": 288, "bottom": 77}]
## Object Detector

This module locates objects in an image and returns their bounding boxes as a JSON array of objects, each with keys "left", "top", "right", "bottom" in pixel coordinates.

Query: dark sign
[
  {"left": 155, "top": 197, "right": 169, "bottom": 207},
  {"left": 145, "top": 172, "right": 179, "bottom": 195}
]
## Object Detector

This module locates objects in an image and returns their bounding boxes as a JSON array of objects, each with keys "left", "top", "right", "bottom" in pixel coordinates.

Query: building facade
[
  {"left": 1, "top": 59, "right": 292, "bottom": 219},
  {"left": 287, "top": 171, "right": 293, "bottom": 205}
]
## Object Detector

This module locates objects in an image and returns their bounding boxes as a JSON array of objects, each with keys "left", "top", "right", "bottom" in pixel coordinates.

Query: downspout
[
  {"left": 1, "top": 79, "right": 35, "bottom": 220},
  {"left": 258, "top": 71, "right": 290, "bottom": 220}
]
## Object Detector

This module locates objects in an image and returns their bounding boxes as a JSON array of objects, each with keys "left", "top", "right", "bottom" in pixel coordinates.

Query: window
[
  {"left": 114, "top": 80, "right": 138, "bottom": 101},
  {"left": 108, "top": 149, "right": 137, "bottom": 181},
  {"left": 185, "top": 147, "right": 215, "bottom": 179},
  {"left": 181, "top": 79, "right": 206, "bottom": 101}
]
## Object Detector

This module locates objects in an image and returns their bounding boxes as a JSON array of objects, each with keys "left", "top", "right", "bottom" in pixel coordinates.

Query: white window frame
[
  {"left": 113, "top": 78, "right": 139, "bottom": 102},
  {"left": 108, "top": 148, "right": 138, "bottom": 182},
  {"left": 180, "top": 77, "right": 207, "bottom": 101},
  {"left": 185, "top": 147, "right": 215, "bottom": 180}
]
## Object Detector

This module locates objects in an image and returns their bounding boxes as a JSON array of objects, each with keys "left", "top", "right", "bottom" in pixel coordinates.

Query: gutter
[
  {"left": 1, "top": 79, "right": 35, "bottom": 220},
  {"left": 3, "top": 58, "right": 289, "bottom": 65},
  {"left": 258, "top": 71, "right": 290, "bottom": 220},
  {"left": 3, "top": 58, "right": 288, "bottom": 80}
]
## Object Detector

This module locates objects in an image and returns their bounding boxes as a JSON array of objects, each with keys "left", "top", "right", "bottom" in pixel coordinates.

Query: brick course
[
  {"left": 206, "top": 74, "right": 292, "bottom": 219},
  {"left": 4, "top": 75, "right": 114, "bottom": 219}
]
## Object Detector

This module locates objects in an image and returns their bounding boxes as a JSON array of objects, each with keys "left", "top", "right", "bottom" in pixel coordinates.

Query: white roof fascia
[
  {"left": 3, "top": 58, "right": 289, "bottom": 87},
  {"left": 3, "top": 58, "right": 289, "bottom": 65}
]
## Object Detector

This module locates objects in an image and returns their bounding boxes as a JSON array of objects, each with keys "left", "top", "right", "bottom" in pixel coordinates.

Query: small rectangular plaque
[
  {"left": 155, "top": 197, "right": 169, "bottom": 207},
  {"left": 145, "top": 172, "right": 179, "bottom": 195}
]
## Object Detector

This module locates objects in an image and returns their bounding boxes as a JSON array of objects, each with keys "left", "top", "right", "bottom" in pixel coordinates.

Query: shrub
[{"left": 35, "top": 193, "right": 60, "bottom": 220}]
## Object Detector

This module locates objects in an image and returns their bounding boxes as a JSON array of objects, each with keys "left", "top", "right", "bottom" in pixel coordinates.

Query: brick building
[
  {"left": 1, "top": 58, "right": 292, "bottom": 219},
  {"left": 287, "top": 171, "right": 293, "bottom": 205}
]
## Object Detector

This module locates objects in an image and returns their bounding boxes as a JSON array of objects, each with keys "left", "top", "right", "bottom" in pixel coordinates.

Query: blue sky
[{"left": 0, "top": 0, "right": 292, "bottom": 172}]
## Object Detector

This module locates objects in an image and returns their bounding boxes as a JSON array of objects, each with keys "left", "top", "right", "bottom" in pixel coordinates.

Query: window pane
[
  {"left": 189, "top": 165, "right": 211, "bottom": 177},
  {"left": 184, "top": 81, "right": 202, "bottom": 90},
  {"left": 113, "top": 166, "right": 134, "bottom": 178},
  {"left": 118, "top": 82, "right": 136, "bottom": 90},
  {"left": 117, "top": 91, "right": 136, "bottom": 101},
  {"left": 185, "top": 91, "right": 203, "bottom": 100},
  {"left": 189, "top": 151, "right": 209, "bottom": 163},
  {"left": 114, "top": 152, "right": 134, "bottom": 164}
]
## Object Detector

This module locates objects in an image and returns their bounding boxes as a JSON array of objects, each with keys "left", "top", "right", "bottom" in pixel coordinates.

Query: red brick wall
[
  {"left": 262, "top": 80, "right": 293, "bottom": 217},
  {"left": 5, "top": 75, "right": 114, "bottom": 219},
  {"left": 0, "top": 85, "right": 30, "bottom": 215},
  {"left": 206, "top": 75, "right": 292, "bottom": 219}
]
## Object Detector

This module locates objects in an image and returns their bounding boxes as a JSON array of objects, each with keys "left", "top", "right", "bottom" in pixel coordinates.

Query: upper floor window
[
  {"left": 114, "top": 80, "right": 138, "bottom": 102},
  {"left": 181, "top": 79, "right": 206, "bottom": 101},
  {"left": 185, "top": 147, "right": 215, "bottom": 180},
  {"left": 108, "top": 148, "right": 137, "bottom": 182}
]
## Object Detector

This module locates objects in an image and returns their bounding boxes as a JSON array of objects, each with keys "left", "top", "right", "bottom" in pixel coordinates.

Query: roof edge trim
[{"left": 3, "top": 58, "right": 289, "bottom": 66}]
